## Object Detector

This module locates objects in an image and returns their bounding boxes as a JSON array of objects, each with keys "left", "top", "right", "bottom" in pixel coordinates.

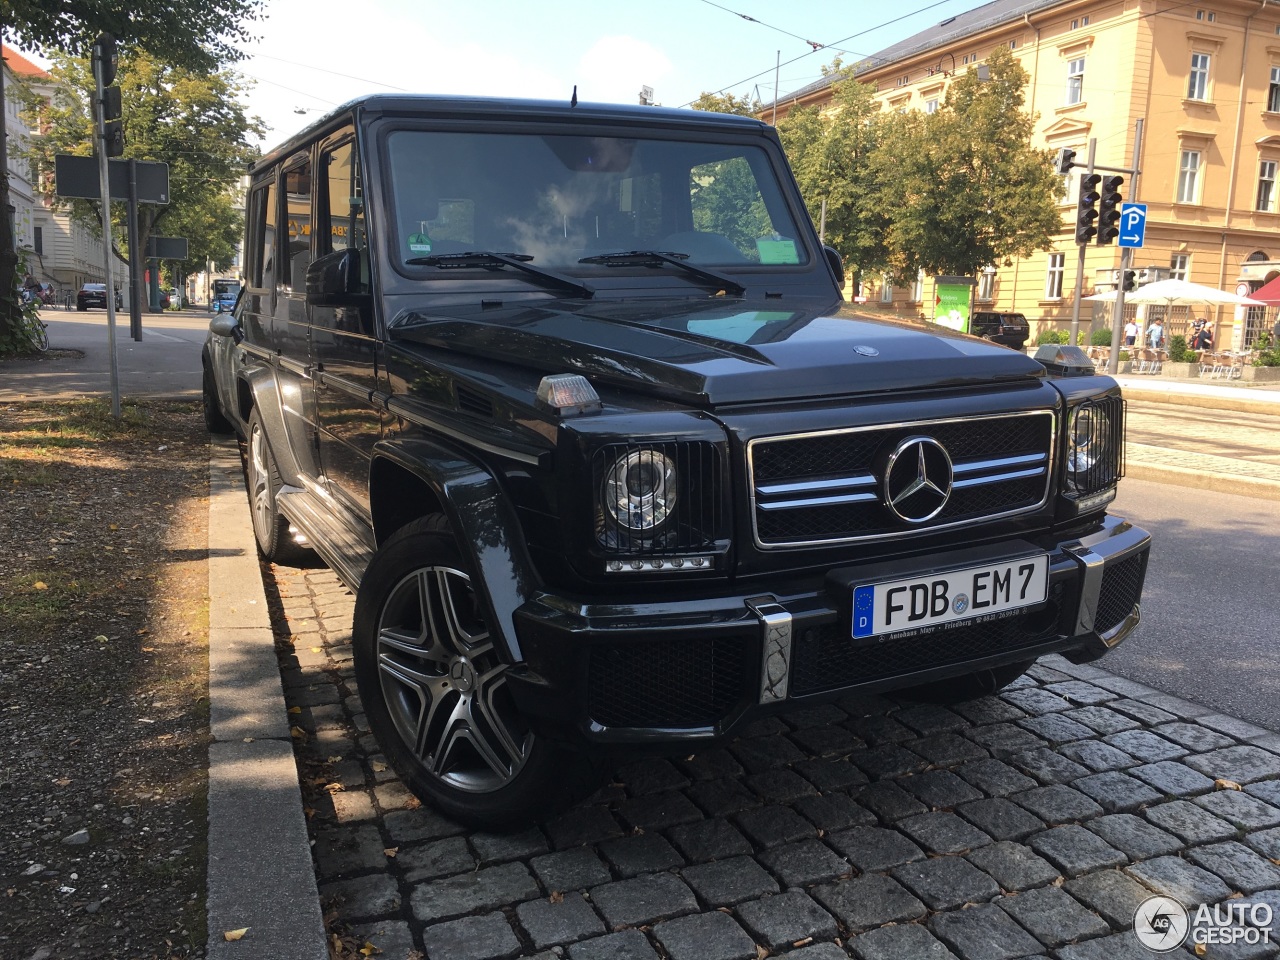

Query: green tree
[
  {"left": 0, "top": 0, "right": 262, "bottom": 352},
  {"left": 871, "top": 47, "right": 1062, "bottom": 281},
  {"left": 776, "top": 62, "right": 890, "bottom": 288},
  {"left": 16, "top": 50, "right": 260, "bottom": 310},
  {"left": 689, "top": 91, "right": 759, "bottom": 116}
]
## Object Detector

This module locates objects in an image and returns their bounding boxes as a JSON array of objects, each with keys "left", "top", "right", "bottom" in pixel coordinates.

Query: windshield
[{"left": 385, "top": 130, "right": 809, "bottom": 274}]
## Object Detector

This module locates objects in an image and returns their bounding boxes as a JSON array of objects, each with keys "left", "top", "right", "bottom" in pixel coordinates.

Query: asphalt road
[
  {"left": 1103, "top": 475, "right": 1280, "bottom": 727},
  {"left": 0, "top": 306, "right": 210, "bottom": 400}
]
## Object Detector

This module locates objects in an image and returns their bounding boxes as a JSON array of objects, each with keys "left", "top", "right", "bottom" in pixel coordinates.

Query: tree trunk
[{"left": 0, "top": 24, "right": 24, "bottom": 346}]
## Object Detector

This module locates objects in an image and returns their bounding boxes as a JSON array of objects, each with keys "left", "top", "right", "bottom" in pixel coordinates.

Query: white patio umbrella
[{"left": 1084, "top": 278, "right": 1265, "bottom": 306}]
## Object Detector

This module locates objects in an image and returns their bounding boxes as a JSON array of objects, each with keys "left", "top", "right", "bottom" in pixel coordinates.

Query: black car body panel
[{"left": 203, "top": 94, "right": 1150, "bottom": 771}]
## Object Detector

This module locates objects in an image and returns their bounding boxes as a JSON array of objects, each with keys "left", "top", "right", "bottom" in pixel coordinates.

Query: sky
[{"left": 222, "top": 0, "right": 985, "bottom": 145}]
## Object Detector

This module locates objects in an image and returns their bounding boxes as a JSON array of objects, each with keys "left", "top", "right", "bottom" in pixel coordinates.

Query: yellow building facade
[{"left": 771, "top": 0, "right": 1280, "bottom": 347}]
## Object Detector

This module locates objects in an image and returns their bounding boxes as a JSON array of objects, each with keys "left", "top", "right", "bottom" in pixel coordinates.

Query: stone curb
[
  {"left": 1126, "top": 459, "right": 1280, "bottom": 502},
  {"left": 205, "top": 438, "right": 328, "bottom": 960}
]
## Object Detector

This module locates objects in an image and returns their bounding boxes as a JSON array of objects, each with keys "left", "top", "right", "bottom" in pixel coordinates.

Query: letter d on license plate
[{"left": 852, "top": 554, "right": 1049, "bottom": 639}]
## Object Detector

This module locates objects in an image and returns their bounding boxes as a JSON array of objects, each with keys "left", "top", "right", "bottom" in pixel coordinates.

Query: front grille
[
  {"left": 588, "top": 636, "right": 746, "bottom": 728},
  {"left": 1095, "top": 550, "right": 1147, "bottom": 635},
  {"left": 750, "top": 412, "right": 1054, "bottom": 547},
  {"left": 790, "top": 602, "right": 1071, "bottom": 696}
]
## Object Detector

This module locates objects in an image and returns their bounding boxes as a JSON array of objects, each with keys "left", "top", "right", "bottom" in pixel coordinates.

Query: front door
[{"left": 310, "top": 131, "right": 380, "bottom": 516}]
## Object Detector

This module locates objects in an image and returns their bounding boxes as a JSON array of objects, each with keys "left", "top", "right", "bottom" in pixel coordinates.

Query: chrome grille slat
[{"left": 748, "top": 411, "right": 1055, "bottom": 548}]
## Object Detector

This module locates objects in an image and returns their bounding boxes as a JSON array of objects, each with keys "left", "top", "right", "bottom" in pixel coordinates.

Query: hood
[{"left": 389, "top": 300, "right": 1046, "bottom": 406}]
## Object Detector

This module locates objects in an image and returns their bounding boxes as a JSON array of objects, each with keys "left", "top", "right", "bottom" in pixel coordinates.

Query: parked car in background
[
  {"left": 76, "top": 283, "right": 121, "bottom": 311},
  {"left": 204, "top": 94, "right": 1152, "bottom": 830},
  {"left": 970, "top": 311, "right": 1031, "bottom": 349},
  {"left": 159, "top": 290, "right": 171, "bottom": 309}
]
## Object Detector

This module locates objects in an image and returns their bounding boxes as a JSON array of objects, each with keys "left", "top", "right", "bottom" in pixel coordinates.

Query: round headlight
[
  {"left": 601, "top": 449, "right": 677, "bottom": 533},
  {"left": 1068, "top": 407, "right": 1099, "bottom": 472}
]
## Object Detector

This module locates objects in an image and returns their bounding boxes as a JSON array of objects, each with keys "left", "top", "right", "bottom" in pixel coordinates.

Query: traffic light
[
  {"left": 1055, "top": 147, "right": 1077, "bottom": 175},
  {"left": 1075, "top": 173, "right": 1100, "bottom": 245},
  {"left": 1096, "top": 175, "right": 1124, "bottom": 245},
  {"left": 92, "top": 33, "right": 124, "bottom": 157},
  {"left": 1122, "top": 269, "right": 1138, "bottom": 292}
]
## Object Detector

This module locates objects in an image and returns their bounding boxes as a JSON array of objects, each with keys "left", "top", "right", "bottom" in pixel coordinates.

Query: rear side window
[
  {"left": 282, "top": 161, "right": 313, "bottom": 291},
  {"left": 246, "top": 180, "right": 277, "bottom": 290}
]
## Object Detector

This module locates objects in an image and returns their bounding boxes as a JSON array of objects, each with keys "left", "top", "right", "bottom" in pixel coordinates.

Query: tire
[
  {"left": 202, "top": 360, "right": 234, "bottom": 434},
  {"left": 33, "top": 321, "right": 49, "bottom": 352},
  {"left": 353, "top": 515, "right": 601, "bottom": 830},
  {"left": 245, "top": 409, "right": 308, "bottom": 563},
  {"left": 899, "top": 659, "right": 1034, "bottom": 705}
]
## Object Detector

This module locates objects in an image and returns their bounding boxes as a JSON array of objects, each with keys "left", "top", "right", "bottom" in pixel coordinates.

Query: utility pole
[{"left": 92, "top": 34, "right": 122, "bottom": 419}]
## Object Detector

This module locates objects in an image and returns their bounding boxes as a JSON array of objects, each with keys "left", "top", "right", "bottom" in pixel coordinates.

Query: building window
[
  {"left": 896, "top": 75, "right": 909, "bottom": 87},
  {"left": 881, "top": 277, "right": 893, "bottom": 303},
  {"left": 1178, "top": 150, "right": 1202, "bottom": 202},
  {"left": 1259, "top": 160, "right": 1278, "bottom": 212},
  {"left": 1010, "top": 40, "right": 1018, "bottom": 50},
  {"left": 1269, "top": 67, "right": 1280, "bottom": 112},
  {"left": 978, "top": 266, "right": 996, "bottom": 301},
  {"left": 913, "top": 269, "right": 925, "bottom": 302},
  {"left": 1188, "top": 53, "right": 1210, "bottom": 100},
  {"left": 1066, "top": 58, "right": 1085, "bottom": 105},
  {"left": 924, "top": 98, "right": 939, "bottom": 114},
  {"left": 1170, "top": 254, "right": 1190, "bottom": 280},
  {"left": 1045, "top": 253, "right": 1065, "bottom": 299},
  {"left": 1083, "top": 15, "right": 1090, "bottom": 25},
  {"left": 33, "top": 226, "right": 42, "bottom": 255}
]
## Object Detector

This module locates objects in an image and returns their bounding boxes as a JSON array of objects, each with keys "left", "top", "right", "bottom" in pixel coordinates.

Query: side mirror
[
  {"left": 209, "top": 314, "right": 242, "bottom": 343},
  {"left": 823, "top": 245, "right": 844, "bottom": 283},
  {"left": 306, "top": 248, "right": 367, "bottom": 306}
]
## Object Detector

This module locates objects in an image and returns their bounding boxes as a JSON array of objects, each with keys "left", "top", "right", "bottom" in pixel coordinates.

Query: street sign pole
[
  {"left": 127, "top": 158, "right": 142, "bottom": 341},
  {"left": 1108, "top": 118, "right": 1144, "bottom": 375},
  {"left": 1069, "top": 138, "right": 1098, "bottom": 347},
  {"left": 92, "top": 40, "right": 121, "bottom": 419}
]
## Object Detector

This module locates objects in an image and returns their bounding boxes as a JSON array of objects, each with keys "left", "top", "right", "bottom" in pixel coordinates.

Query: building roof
[
  {"left": 770, "top": 0, "right": 1063, "bottom": 107},
  {"left": 3, "top": 45, "right": 50, "bottom": 79}
]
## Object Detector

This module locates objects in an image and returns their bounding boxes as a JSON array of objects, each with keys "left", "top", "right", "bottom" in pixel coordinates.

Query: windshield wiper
[
  {"left": 578, "top": 250, "right": 746, "bottom": 297},
  {"left": 405, "top": 251, "right": 594, "bottom": 299}
]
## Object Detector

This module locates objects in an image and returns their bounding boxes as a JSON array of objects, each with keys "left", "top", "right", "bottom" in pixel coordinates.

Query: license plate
[{"left": 852, "top": 554, "right": 1049, "bottom": 639}]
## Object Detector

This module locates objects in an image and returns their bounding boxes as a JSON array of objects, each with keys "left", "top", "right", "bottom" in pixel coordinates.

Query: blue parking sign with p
[{"left": 1118, "top": 203, "right": 1147, "bottom": 248}]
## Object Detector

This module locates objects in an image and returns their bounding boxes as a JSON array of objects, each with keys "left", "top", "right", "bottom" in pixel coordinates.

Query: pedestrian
[
  {"left": 1124, "top": 319, "right": 1138, "bottom": 346},
  {"left": 1190, "top": 319, "right": 1214, "bottom": 351},
  {"left": 22, "top": 273, "right": 41, "bottom": 303},
  {"left": 1147, "top": 318, "right": 1165, "bottom": 349}
]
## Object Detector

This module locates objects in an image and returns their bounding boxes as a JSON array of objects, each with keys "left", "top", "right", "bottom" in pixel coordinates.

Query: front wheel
[{"left": 353, "top": 516, "right": 600, "bottom": 830}]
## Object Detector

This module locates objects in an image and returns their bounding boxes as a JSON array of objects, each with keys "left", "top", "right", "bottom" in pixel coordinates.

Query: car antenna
[{"left": 571, "top": 85, "right": 578, "bottom": 107}]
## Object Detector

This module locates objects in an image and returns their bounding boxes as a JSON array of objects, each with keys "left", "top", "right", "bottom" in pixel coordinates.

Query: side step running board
[{"left": 275, "top": 487, "right": 375, "bottom": 592}]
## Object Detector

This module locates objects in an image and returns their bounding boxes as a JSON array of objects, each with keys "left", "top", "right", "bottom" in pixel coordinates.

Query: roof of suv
[{"left": 254, "top": 94, "right": 772, "bottom": 172}]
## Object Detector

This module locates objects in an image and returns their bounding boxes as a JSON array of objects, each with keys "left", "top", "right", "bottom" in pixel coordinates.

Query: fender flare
[
  {"left": 371, "top": 436, "right": 544, "bottom": 663},
  {"left": 233, "top": 358, "right": 310, "bottom": 487}
]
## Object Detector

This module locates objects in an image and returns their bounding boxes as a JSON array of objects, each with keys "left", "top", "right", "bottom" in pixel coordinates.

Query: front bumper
[{"left": 505, "top": 515, "right": 1150, "bottom": 748}]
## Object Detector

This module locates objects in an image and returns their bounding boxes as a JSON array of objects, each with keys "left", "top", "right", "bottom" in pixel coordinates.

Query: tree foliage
[
  {"left": 689, "top": 91, "right": 759, "bottom": 117},
  {"left": 3, "top": 0, "right": 263, "bottom": 70},
  {"left": 16, "top": 50, "right": 260, "bottom": 289},
  {"left": 872, "top": 47, "right": 1061, "bottom": 280},
  {"left": 775, "top": 50, "right": 1062, "bottom": 287},
  {"left": 0, "top": 0, "right": 261, "bottom": 353},
  {"left": 776, "top": 63, "right": 889, "bottom": 284}
]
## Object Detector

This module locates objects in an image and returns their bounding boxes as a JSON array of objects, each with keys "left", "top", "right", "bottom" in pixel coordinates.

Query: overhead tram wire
[
  {"left": 694, "top": 0, "right": 828, "bottom": 51},
  {"left": 679, "top": 0, "right": 959, "bottom": 107}
]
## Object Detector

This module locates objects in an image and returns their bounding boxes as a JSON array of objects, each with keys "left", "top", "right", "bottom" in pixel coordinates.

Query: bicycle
[{"left": 18, "top": 294, "right": 50, "bottom": 351}]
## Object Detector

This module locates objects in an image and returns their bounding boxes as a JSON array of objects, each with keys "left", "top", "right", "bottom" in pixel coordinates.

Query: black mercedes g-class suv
[{"left": 203, "top": 95, "right": 1151, "bottom": 829}]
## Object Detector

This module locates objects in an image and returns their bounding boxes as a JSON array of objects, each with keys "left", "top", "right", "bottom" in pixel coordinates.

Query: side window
[
  {"left": 282, "top": 160, "right": 313, "bottom": 291},
  {"left": 320, "top": 138, "right": 369, "bottom": 292},
  {"left": 245, "top": 184, "right": 266, "bottom": 288},
  {"left": 254, "top": 177, "right": 275, "bottom": 289}
]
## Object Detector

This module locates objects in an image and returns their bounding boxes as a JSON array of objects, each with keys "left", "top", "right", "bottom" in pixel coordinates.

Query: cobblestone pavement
[{"left": 266, "top": 563, "right": 1280, "bottom": 960}]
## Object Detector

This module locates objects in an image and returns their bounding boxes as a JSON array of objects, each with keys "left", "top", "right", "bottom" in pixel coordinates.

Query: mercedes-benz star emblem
[
  {"left": 853, "top": 345, "right": 880, "bottom": 357},
  {"left": 884, "top": 436, "right": 953, "bottom": 523}
]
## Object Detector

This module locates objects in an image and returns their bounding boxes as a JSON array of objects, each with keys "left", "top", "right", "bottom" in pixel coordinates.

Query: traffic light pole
[
  {"left": 92, "top": 37, "right": 121, "bottom": 419},
  {"left": 1069, "top": 139, "right": 1098, "bottom": 346},
  {"left": 1107, "top": 118, "right": 1144, "bottom": 376}
]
